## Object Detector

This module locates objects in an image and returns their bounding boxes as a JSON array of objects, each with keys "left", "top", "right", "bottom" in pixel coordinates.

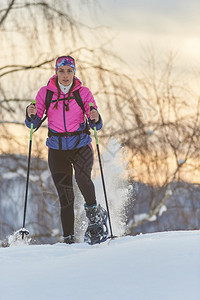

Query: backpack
[
  {"left": 33, "top": 89, "right": 91, "bottom": 150},
  {"left": 34, "top": 89, "right": 90, "bottom": 135}
]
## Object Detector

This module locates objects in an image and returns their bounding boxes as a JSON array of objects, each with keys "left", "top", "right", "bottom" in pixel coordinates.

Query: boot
[
  {"left": 64, "top": 234, "right": 75, "bottom": 244},
  {"left": 84, "top": 204, "right": 108, "bottom": 245}
]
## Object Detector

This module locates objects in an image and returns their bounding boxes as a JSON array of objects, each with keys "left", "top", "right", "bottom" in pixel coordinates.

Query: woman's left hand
[{"left": 89, "top": 109, "right": 99, "bottom": 123}]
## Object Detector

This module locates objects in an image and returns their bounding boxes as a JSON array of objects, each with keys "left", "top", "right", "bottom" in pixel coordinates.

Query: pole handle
[
  {"left": 89, "top": 102, "right": 94, "bottom": 109},
  {"left": 89, "top": 102, "right": 99, "bottom": 144},
  {"left": 31, "top": 100, "right": 36, "bottom": 121},
  {"left": 30, "top": 100, "right": 36, "bottom": 140},
  {"left": 89, "top": 102, "right": 96, "bottom": 124}
]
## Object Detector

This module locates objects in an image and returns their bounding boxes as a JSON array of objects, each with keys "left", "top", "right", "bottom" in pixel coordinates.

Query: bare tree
[
  {"left": 0, "top": 0, "right": 126, "bottom": 154},
  {"left": 0, "top": 1, "right": 200, "bottom": 241},
  {"left": 119, "top": 51, "right": 200, "bottom": 234}
]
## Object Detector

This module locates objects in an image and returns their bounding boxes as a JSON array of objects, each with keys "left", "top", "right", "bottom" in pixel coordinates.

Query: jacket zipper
[
  {"left": 63, "top": 93, "right": 68, "bottom": 148},
  {"left": 63, "top": 93, "right": 68, "bottom": 132}
]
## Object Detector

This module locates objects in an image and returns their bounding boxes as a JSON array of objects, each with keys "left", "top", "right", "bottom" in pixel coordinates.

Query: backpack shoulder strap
[
  {"left": 34, "top": 89, "right": 53, "bottom": 132},
  {"left": 73, "top": 90, "right": 85, "bottom": 114},
  {"left": 73, "top": 89, "right": 90, "bottom": 134},
  {"left": 45, "top": 90, "right": 54, "bottom": 113}
]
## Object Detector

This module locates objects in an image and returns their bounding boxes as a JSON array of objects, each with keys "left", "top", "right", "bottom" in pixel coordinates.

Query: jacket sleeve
[
  {"left": 25, "top": 87, "right": 46, "bottom": 129},
  {"left": 80, "top": 87, "right": 103, "bottom": 131}
]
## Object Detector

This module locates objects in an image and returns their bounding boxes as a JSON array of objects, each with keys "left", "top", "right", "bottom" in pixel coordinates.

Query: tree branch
[{"left": 0, "top": 0, "right": 15, "bottom": 27}]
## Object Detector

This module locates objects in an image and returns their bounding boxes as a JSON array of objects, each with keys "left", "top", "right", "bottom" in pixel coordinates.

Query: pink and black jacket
[{"left": 25, "top": 75, "right": 102, "bottom": 150}]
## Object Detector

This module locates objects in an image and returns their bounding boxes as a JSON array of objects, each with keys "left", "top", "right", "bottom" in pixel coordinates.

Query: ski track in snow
[{"left": 0, "top": 230, "right": 200, "bottom": 300}]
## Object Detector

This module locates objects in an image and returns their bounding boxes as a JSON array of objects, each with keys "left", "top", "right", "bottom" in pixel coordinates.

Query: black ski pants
[{"left": 48, "top": 145, "right": 96, "bottom": 237}]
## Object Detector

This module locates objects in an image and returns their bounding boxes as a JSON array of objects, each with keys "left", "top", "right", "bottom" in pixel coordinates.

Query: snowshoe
[
  {"left": 84, "top": 204, "right": 108, "bottom": 245},
  {"left": 18, "top": 228, "right": 30, "bottom": 238},
  {"left": 8, "top": 228, "right": 31, "bottom": 246}
]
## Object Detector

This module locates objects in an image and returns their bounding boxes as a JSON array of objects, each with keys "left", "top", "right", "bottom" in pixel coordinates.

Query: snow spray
[{"left": 76, "top": 138, "right": 133, "bottom": 240}]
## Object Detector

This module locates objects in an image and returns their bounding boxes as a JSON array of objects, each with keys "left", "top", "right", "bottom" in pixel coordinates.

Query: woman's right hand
[{"left": 27, "top": 104, "right": 37, "bottom": 118}]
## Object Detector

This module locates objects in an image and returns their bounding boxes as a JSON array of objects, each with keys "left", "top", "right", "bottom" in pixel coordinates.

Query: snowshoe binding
[{"left": 84, "top": 204, "right": 108, "bottom": 245}]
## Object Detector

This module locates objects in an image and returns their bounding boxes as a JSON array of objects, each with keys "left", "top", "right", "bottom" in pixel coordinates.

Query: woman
[{"left": 25, "top": 56, "right": 108, "bottom": 245}]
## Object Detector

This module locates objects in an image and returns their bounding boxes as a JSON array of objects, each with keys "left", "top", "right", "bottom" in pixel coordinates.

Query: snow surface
[{"left": 0, "top": 230, "right": 200, "bottom": 300}]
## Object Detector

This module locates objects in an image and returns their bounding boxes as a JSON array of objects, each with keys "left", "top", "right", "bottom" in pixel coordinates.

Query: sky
[
  {"left": 95, "top": 0, "right": 200, "bottom": 91},
  {"left": 98, "top": 0, "right": 200, "bottom": 57},
  {"left": 1, "top": 0, "right": 200, "bottom": 90}
]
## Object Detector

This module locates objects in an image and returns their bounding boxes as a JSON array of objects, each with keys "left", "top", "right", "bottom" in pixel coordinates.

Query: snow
[
  {"left": 2, "top": 172, "right": 17, "bottom": 179},
  {"left": 17, "top": 167, "right": 40, "bottom": 181},
  {"left": 0, "top": 230, "right": 199, "bottom": 300},
  {"left": 178, "top": 158, "right": 185, "bottom": 165},
  {"left": 134, "top": 213, "right": 157, "bottom": 222},
  {"left": 159, "top": 204, "right": 167, "bottom": 216},
  {"left": 92, "top": 139, "right": 131, "bottom": 236}
]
